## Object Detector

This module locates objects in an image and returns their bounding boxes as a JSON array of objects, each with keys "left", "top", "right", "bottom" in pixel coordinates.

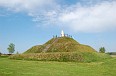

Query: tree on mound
[{"left": 24, "top": 37, "right": 96, "bottom": 53}]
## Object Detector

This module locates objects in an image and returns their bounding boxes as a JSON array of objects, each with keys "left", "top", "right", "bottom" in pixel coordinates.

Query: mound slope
[{"left": 24, "top": 37, "right": 96, "bottom": 53}]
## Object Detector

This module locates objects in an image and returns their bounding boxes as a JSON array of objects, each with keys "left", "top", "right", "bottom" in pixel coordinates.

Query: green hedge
[{"left": 9, "top": 52, "right": 111, "bottom": 62}]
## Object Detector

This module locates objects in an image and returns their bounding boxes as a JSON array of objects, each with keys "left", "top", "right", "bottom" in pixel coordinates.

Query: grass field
[{"left": 0, "top": 56, "right": 116, "bottom": 76}]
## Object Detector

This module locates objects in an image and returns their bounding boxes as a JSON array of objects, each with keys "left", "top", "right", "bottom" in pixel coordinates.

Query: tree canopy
[
  {"left": 99, "top": 47, "right": 106, "bottom": 53},
  {"left": 7, "top": 43, "right": 15, "bottom": 54}
]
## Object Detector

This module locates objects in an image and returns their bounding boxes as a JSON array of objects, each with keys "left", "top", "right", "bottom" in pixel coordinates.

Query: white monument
[{"left": 61, "top": 30, "right": 65, "bottom": 37}]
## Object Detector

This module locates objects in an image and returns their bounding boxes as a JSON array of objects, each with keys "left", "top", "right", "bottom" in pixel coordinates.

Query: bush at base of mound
[{"left": 9, "top": 52, "right": 111, "bottom": 62}]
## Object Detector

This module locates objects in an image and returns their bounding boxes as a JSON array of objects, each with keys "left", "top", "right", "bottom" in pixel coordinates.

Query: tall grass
[{"left": 10, "top": 52, "right": 111, "bottom": 62}]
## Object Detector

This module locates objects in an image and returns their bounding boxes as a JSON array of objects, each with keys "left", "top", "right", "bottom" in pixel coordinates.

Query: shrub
[{"left": 99, "top": 47, "right": 106, "bottom": 53}]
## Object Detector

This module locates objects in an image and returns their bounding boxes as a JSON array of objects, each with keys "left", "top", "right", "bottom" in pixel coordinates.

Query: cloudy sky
[{"left": 0, "top": 0, "right": 116, "bottom": 53}]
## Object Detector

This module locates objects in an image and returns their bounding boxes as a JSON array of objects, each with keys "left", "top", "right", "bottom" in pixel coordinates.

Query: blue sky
[{"left": 0, "top": 0, "right": 116, "bottom": 53}]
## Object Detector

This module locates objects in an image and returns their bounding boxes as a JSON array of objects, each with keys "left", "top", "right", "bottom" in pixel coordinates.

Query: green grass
[{"left": 0, "top": 56, "right": 116, "bottom": 76}]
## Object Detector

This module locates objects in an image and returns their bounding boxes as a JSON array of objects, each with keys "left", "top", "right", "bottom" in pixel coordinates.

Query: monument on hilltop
[
  {"left": 60, "top": 30, "right": 72, "bottom": 38},
  {"left": 61, "top": 30, "right": 65, "bottom": 37}
]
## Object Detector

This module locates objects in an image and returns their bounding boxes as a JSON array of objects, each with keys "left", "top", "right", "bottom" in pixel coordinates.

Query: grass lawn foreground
[{"left": 0, "top": 56, "right": 116, "bottom": 76}]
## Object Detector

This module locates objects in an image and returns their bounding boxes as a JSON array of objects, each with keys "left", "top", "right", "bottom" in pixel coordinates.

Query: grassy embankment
[{"left": 10, "top": 52, "right": 111, "bottom": 62}]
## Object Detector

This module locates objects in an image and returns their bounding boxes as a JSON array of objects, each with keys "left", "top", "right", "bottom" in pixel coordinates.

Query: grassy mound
[
  {"left": 24, "top": 37, "right": 96, "bottom": 53},
  {"left": 10, "top": 52, "right": 111, "bottom": 62},
  {"left": 19, "top": 37, "right": 109, "bottom": 62}
]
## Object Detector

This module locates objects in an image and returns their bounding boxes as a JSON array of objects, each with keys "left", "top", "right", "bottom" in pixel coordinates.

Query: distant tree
[
  {"left": 99, "top": 47, "right": 106, "bottom": 53},
  {"left": 0, "top": 52, "right": 2, "bottom": 56},
  {"left": 56, "top": 35, "right": 57, "bottom": 38},
  {"left": 16, "top": 51, "right": 19, "bottom": 54},
  {"left": 7, "top": 43, "right": 15, "bottom": 54}
]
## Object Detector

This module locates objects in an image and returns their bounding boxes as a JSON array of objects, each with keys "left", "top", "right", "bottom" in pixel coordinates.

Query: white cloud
[
  {"left": 58, "top": 1, "right": 116, "bottom": 33},
  {"left": 0, "top": 0, "right": 55, "bottom": 12},
  {"left": 0, "top": 0, "right": 116, "bottom": 33},
  {"left": 0, "top": 0, "right": 59, "bottom": 25}
]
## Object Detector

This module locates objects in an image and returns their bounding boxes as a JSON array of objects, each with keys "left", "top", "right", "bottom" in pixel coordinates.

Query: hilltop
[{"left": 24, "top": 37, "right": 96, "bottom": 53}]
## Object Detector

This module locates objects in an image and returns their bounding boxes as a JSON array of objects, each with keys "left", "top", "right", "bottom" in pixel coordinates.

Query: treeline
[{"left": 107, "top": 52, "right": 116, "bottom": 55}]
